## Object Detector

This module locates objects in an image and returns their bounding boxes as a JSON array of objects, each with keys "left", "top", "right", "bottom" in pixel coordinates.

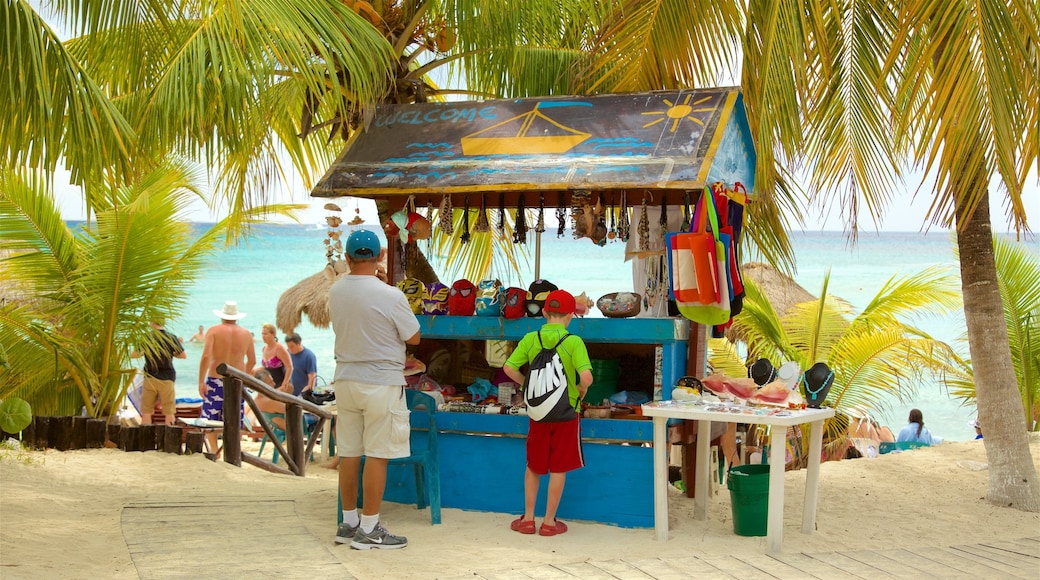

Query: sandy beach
[{"left": 1, "top": 435, "right": 1037, "bottom": 579}]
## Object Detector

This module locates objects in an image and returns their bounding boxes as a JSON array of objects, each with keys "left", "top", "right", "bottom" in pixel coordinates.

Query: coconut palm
[
  {"left": 0, "top": 164, "right": 300, "bottom": 416},
  {"left": 710, "top": 266, "right": 964, "bottom": 461},
  {"left": 948, "top": 236, "right": 1040, "bottom": 432}
]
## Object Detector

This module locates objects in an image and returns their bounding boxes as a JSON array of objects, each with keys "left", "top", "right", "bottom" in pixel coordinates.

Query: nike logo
[{"left": 368, "top": 536, "right": 383, "bottom": 543}]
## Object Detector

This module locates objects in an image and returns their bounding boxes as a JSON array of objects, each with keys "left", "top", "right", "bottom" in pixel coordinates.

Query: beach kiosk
[{"left": 311, "top": 88, "right": 756, "bottom": 529}]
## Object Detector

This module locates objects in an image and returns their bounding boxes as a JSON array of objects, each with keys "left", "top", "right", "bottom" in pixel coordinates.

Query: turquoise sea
[{"left": 161, "top": 223, "right": 1034, "bottom": 442}]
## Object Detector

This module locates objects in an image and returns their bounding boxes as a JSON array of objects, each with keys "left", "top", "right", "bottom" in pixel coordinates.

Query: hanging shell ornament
[
  {"left": 438, "top": 194, "right": 454, "bottom": 235},
  {"left": 326, "top": 215, "right": 343, "bottom": 228},
  {"left": 324, "top": 202, "right": 342, "bottom": 212}
]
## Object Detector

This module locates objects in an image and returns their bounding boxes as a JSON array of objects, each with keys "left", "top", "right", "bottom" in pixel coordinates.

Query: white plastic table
[{"left": 641, "top": 401, "right": 834, "bottom": 553}]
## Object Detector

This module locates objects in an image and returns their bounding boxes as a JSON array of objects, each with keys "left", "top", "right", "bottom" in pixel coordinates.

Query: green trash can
[{"left": 727, "top": 464, "right": 769, "bottom": 536}]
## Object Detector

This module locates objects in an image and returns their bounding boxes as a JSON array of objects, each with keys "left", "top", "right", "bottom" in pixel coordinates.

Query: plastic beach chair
[
  {"left": 257, "top": 412, "right": 287, "bottom": 464},
  {"left": 338, "top": 389, "right": 441, "bottom": 525}
]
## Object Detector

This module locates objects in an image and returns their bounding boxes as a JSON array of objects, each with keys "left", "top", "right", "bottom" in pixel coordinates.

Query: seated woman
[
  {"left": 896, "top": 408, "right": 938, "bottom": 445},
  {"left": 251, "top": 368, "right": 286, "bottom": 430}
]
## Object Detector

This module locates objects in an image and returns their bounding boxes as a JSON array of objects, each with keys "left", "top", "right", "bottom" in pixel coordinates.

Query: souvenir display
[
  {"left": 618, "top": 191, "right": 630, "bottom": 242},
  {"left": 573, "top": 292, "right": 593, "bottom": 317},
  {"left": 497, "top": 192, "right": 506, "bottom": 234},
  {"left": 396, "top": 278, "right": 425, "bottom": 314},
  {"left": 423, "top": 282, "right": 449, "bottom": 315},
  {"left": 801, "top": 362, "right": 834, "bottom": 408},
  {"left": 513, "top": 194, "right": 528, "bottom": 244},
  {"left": 437, "top": 194, "right": 453, "bottom": 235},
  {"left": 535, "top": 193, "right": 546, "bottom": 234},
  {"left": 475, "top": 279, "right": 503, "bottom": 316},
  {"left": 748, "top": 358, "right": 776, "bottom": 386},
  {"left": 448, "top": 279, "right": 477, "bottom": 315},
  {"left": 501, "top": 287, "right": 527, "bottom": 319},
  {"left": 460, "top": 195, "right": 471, "bottom": 243},
  {"left": 474, "top": 194, "right": 490, "bottom": 232},
  {"left": 525, "top": 279, "right": 558, "bottom": 317},
  {"left": 596, "top": 292, "right": 641, "bottom": 318},
  {"left": 555, "top": 206, "right": 566, "bottom": 238},
  {"left": 570, "top": 189, "right": 607, "bottom": 246},
  {"left": 384, "top": 209, "right": 432, "bottom": 245}
]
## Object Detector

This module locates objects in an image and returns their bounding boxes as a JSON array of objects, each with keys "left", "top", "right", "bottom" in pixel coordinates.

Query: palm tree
[
  {"left": 710, "top": 267, "right": 963, "bottom": 460},
  {"left": 0, "top": 164, "right": 299, "bottom": 416},
  {"left": 949, "top": 236, "right": 1040, "bottom": 432}
]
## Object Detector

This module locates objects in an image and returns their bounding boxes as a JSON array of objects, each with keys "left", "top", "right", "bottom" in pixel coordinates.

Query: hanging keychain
[
  {"left": 618, "top": 191, "right": 630, "bottom": 242},
  {"left": 497, "top": 192, "right": 507, "bottom": 235},
  {"left": 608, "top": 192, "right": 617, "bottom": 241},
  {"left": 681, "top": 191, "right": 692, "bottom": 232},
  {"left": 513, "top": 194, "right": 527, "bottom": 244},
  {"left": 460, "top": 195, "right": 471, "bottom": 244},
  {"left": 638, "top": 195, "right": 650, "bottom": 253},
  {"left": 426, "top": 201, "right": 435, "bottom": 253},
  {"left": 535, "top": 193, "right": 546, "bottom": 234},
  {"left": 474, "top": 193, "right": 490, "bottom": 233},
  {"left": 438, "top": 194, "right": 454, "bottom": 236},
  {"left": 659, "top": 195, "right": 668, "bottom": 247},
  {"left": 556, "top": 205, "right": 567, "bottom": 238}
]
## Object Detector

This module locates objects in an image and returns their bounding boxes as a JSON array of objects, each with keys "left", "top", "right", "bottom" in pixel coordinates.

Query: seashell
[
  {"left": 326, "top": 215, "right": 343, "bottom": 227},
  {"left": 324, "top": 202, "right": 342, "bottom": 211}
]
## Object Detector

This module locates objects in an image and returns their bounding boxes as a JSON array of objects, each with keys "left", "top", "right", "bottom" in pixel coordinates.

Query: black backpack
[{"left": 522, "top": 333, "right": 576, "bottom": 422}]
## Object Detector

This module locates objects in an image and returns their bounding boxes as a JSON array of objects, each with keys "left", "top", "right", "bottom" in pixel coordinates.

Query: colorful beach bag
[{"left": 673, "top": 189, "right": 730, "bottom": 326}]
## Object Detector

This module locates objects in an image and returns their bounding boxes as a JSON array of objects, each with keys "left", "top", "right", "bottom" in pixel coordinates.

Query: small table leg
[
  {"left": 652, "top": 416, "right": 669, "bottom": 541},
  {"left": 767, "top": 427, "right": 786, "bottom": 554},
  {"left": 802, "top": 419, "right": 825, "bottom": 534},
  {"left": 693, "top": 420, "right": 711, "bottom": 520}
]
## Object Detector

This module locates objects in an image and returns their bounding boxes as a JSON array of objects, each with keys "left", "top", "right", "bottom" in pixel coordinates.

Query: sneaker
[
  {"left": 350, "top": 523, "right": 408, "bottom": 550},
  {"left": 335, "top": 522, "right": 358, "bottom": 544}
]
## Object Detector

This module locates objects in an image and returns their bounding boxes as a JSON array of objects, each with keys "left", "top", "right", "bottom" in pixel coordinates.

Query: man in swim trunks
[{"left": 199, "top": 301, "right": 255, "bottom": 456}]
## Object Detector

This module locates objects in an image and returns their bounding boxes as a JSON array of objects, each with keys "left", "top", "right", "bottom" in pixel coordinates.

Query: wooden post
[
  {"left": 285, "top": 404, "right": 306, "bottom": 476},
  {"left": 22, "top": 420, "right": 35, "bottom": 449},
  {"left": 107, "top": 423, "right": 121, "bottom": 447},
  {"left": 138, "top": 425, "right": 157, "bottom": 451},
  {"left": 33, "top": 416, "right": 51, "bottom": 449},
  {"left": 71, "top": 416, "right": 88, "bottom": 450},
  {"left": 222, "top": 377, "right": 242, "bottom": 467},
  {"left": 118, "top": 426, "right": 134, "bottom": 451},
  {"left": 50, "top": 416, "right": 73, "bottom": 451},
  {"left": 163, "top": 426, "right": 183, "bottom": 454},
  {"left": 86, "top": 419, "right": 106, "bottom": 448},
  {"left": 185, "top": 431, "right": 205, "bottom": 454}
]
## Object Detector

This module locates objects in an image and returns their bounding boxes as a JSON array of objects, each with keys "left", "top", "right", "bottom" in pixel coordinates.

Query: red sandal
[
  {"left": 539, "top": 520, "right": 568, "bottom": 536},
  {"left": 510, "top": 517, "right": 535, "bottom": 534}
]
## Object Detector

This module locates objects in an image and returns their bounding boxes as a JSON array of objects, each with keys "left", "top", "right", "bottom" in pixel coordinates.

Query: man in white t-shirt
[{"left": 329, "top": 229, "right": 420, "bottom": 550}]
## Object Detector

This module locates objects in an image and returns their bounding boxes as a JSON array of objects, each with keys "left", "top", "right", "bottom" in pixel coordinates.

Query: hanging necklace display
[
  {"left": 681, "top": 191, "right": 692, "bottom": 232},
  {"left": 513, "top": 194, "right": 527, "bottom": 244},
  {"left": 497, "top": 192, "right": 507, "bottom": 235},
  {"left": 570, "top": 189, "right": 593, "bottom": 241},
  {"left": 556, "top": 205, "right": 567, "bottom": 238},
  {"left": 644, "top": 254, "right": 667, "bottom": 310},
  {"left": 535, "top": 193, "right": 546, "bottom": 234},
  {"left": 474, "top": 193, "right": 490, "bottom": 233},
  {"left": 637, "top": 195, "right": 650, "bottom": 252},
  {"left": 460, "top": 195, "right": 472, "bottom": 244},
  {"left": 426, "top": 201, "right": 435, "bottom": 253},
  {"left": 618, "top": 191, "right": 630, "bottom": 242},
  {"left": 438, "top": 194, "right": 454, "bottom": 236},
  {"left": 607, "top": 193, "right": 617, "bottom": 241},
  {"left": 659, "top": 195, "right": 669, "bottom": 245}
]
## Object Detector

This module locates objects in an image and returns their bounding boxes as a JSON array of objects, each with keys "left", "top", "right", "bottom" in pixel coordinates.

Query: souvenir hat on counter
[
  {"left": 801, "top": 362, "right": 834, "bottom": 408},
  {"left": 448, "top": 279, "right": 477, "bottom": 315},
  {"left": 345, "top": 229, "right": 381, "bottom": 259},
  {"left": 396, "top": 278, "right": 425, "bottom": 314},
  {"left": 422, "top": 282, "right": 449, "bottom": 315},
  {"left": 525, "top": 279, "right": 558, "bottom": 317},
  {"left": 501, "top": 287, "right": 527, "bottom": 319},
  {"left": 542, "top": 289, "right": 577, "bottom": 315},
  {"left": 748, "top": 358, "right": 776, "bottom": 386},
  {"left": 475, "top": 279, "right": 503, "bottom": 316}
]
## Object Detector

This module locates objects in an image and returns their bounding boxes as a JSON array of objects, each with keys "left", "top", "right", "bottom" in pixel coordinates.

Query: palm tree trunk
[{"left": 956, "top": 187, "right": 1040, "bottom": 511}]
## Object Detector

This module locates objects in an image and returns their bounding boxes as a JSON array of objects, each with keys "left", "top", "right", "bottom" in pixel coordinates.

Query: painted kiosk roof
[{"left": 312, "top": 87, "right": 756, "bottom": 207}]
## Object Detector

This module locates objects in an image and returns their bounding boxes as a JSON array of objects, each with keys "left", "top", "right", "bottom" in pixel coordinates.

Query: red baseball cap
[{"left": 542, "top": 290, "right": 576, "bottom": 315}]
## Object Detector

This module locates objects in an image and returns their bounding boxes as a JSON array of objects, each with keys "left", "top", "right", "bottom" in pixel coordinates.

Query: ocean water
[{"left": 162, "top": 223, "right": 1031, "bottom": 441}]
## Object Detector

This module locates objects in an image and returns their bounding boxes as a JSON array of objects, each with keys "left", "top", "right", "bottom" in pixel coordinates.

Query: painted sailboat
[{"left": 461, "top": 103, "right": 591, "bottom": 156}]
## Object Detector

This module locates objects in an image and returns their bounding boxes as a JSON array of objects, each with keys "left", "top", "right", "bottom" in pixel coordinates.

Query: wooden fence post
[
  {"left": 285, "top": 404, "right": 306, "bottom": 476},
  {"left": 163, "top": 426, "right": 183, "bottom": 454},
  {"left": 86, "top": 419, "right": 107, "bottom": 448},
  {"left": 222, "top": 377, "right": 242, "bottom": 467}
]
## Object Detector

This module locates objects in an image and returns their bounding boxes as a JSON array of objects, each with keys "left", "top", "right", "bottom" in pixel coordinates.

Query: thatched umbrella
[
  {"left": 725, "top": 262, "right": 817, "bottom": 342},
  {"left": 276, "top": 264, "right": 344, "bottom": 333}
]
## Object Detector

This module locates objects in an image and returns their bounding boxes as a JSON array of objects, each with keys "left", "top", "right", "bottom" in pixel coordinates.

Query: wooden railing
[{"left": 216, "top": 363, "right": 335, "bottom": 476}]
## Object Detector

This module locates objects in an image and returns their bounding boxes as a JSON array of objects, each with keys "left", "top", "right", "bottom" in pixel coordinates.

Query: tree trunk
[
  {"left": 375, "top": 200, "right": 440, "bottom": 284},
  {"left": 956, "top": 188, "right": 1039, "bottom": 511}
]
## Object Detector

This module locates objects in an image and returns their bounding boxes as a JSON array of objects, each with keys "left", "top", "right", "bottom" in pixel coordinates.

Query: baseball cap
[
  {"left": 542, "top": 289, "right": 576, "bottom": 315},
  {"left": 346, "top": 229, "right": 381, "bottom": 259}
]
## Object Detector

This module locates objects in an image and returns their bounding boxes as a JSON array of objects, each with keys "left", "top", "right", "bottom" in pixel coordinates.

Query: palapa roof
[
  {"left": 726, "top": 262, "right": 817, "bottom": 342},
  {"left": 311, "top": 88, "right": 756, "bottom": 208},
  {"left": 276, "top": 267, "right": 339, "bottom": 333}
]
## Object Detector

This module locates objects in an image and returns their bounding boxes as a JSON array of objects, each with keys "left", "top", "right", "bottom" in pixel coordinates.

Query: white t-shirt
[{"left": 329, "top": 274, "right": 421, "bottom": 386}]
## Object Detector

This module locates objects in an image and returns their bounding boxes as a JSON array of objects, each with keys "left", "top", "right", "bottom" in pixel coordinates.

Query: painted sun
[{"left": 641, "top": 95, "right": 714, "bottom": 132}]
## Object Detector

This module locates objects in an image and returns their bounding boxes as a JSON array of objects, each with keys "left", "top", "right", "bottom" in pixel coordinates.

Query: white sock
[
  {"left": 342, "top": 509, "right": 359, "bottom": 528},
  {"left": 360, "top": 513, "right": 379, "bottom": 534}
]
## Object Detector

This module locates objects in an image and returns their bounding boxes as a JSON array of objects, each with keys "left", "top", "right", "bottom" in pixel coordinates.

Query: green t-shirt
[{"left": 505, "top": 323, "right": 592, "bottom": 410}]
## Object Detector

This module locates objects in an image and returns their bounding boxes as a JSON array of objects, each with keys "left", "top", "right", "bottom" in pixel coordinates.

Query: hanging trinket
[
  {"left": 638, "top": 196, "right": 650, "bottom": 252},
  {"left": 659, "top": 194, "right": 668, "bottom": 245},
  {"left": 535, "top": 193, "right": 546, "bottom": 233},
  {"left": 438, "top": 194, "right": 454, "bottom": 236},
  {"left": 607, "top": 193, "right": 617, "bottom": 241},
  {"left": 426, "top": 201, "right": 435, "bottom": 251},
  {"left": 681, "top": 191, "right": 692, "bottom": 232},
  {"left": 460, "top": 195, "right": 471, "bottom": 244},
  {"left": 556, "top": 205, "right": 567, "bottom": 238},
  {"left": 474, "top": 194, "right": 490, "bottom": 233},
  {"left": 497, "top": 192, "right": 507, "bottom": 234},
  {"left": 570, "top": 189, "right": 591, "bottom": 240},
  {"left": 513, "top": 195, "right": 527, "bottom": 244},
  {"left": 618, "top": 191, "right": 630, "bottom": 242}
]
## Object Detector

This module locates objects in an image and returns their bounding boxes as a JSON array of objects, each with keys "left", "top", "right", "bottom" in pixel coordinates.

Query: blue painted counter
[{"left": 383, "top": 315, "right": 690, "bottom": 528}]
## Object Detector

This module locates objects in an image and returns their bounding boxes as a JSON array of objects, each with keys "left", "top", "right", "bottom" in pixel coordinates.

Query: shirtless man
[{"left": 199, "top": 301, "right": 255, "bottom": 455}]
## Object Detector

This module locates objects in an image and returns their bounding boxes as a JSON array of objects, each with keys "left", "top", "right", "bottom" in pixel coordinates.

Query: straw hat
[{"left": 214, "top": 301, "right": 247, "bottom": 320}]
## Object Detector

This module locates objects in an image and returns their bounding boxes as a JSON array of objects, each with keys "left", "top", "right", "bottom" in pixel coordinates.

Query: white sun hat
[{"left": 214, "top": 301, "right": 247, "bottom": 320}]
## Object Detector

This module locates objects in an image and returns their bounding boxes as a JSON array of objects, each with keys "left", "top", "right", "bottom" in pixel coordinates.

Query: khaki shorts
[
  {"left": 335, "top": 380, "right": 410, "bottom": 460},
  {"left": 141, "top": 376, "right": 176, "bottom": 417}
]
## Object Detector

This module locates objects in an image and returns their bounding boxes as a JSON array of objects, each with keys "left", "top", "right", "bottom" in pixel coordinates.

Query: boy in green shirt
[{"left": 503, "top": 289, "right": 593, "bottom": 536}]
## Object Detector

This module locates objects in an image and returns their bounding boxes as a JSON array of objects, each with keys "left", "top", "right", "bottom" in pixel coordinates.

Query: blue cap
[{"left": 346, "top": 229, "right": 381, "bottom": 259}]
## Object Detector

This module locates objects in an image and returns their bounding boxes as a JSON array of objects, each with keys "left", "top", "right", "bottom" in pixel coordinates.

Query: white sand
[{"left": 1, "top": 436, "right": 1037, "bottom": 579}]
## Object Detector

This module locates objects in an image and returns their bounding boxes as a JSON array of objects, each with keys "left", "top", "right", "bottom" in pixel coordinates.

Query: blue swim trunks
[{"left": 201, "top": 377, "right": 225, "bottom": 420}]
